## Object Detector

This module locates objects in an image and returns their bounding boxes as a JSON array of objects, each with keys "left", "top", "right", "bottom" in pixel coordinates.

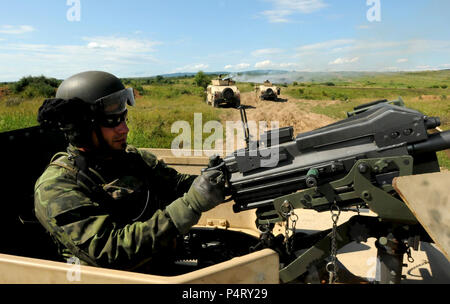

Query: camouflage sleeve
[
  {"left": 137, "top": 148, "right": 198, "bottom": 203},
  {"left": 34, "top": 165, "right": 179, "bottom": 270}
]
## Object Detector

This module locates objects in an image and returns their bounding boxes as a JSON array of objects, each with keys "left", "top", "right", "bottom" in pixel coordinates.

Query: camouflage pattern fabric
[{"left": 34, "top": 144, "right": 197, "bottom": 271}]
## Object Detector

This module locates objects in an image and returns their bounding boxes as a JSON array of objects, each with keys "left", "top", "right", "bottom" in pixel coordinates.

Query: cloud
[
  {"left": 382, "top": 67, "right": 401, "bottom": 71},
  {"left": 297, "top": 39, "right": 355, "bottom": 52},
  {"left": 225, "top": 63, "right": 251, "bottom": 70},
  {"left": 0, "top": 25, "right": 35, "bottom": 34},
  {"left": 83, "top": 36, "right": 161, "bottom": 52},
  {"left": 173, "top": 63, "right": 209, "bottom": 72},
  {"left": 87, "top": 42, "right": 109, "bottom": 49},
  {"left": 255, "top": 60, "right": 273, "bottom": 68},
  {"left": 397, "top": 58, "right": 408, "bottom": 63},
  {"left": 260, "top": 10, "right": 291, "bottom": 23},
  {"left": 329, "top": 57, "right": 359, "bottom": 65},
  {"left": 0, "top": 36, "right": 162, "bottom": 81},
  {"left": 271, "top": 0, "right": 327, "bottom": 13},
  {"left": 279, "top": 62, "right": 300, "bottom": 68},
  {"left": 261, "top": 0, "right": 327, "bottom": 23},
  {"left": 254, "top": 60, "right": 299, "bottom": 69},
  {"left": 251, "top": 48, "right": 283, "bottom": 57},
  {"left": 415, "top": 65, "right": 435, "bottom": 70}
]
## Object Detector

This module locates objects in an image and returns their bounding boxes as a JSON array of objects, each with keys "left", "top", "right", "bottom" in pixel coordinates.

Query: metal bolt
[
  {"left": 379, "top": 237, "right": 388, "bottom": 246},
  {"left": 403, "top": 128, "right": 413, "bottom": 136},
  {"left": 358, "top": 163, "right": 369, "bottom": 174},
  {"left": 362, "top": 191, "right": 372, "bottom": 201},
  {"left": 306, "top": 176, "right": 317, "bottom": 187},
  {"left": 281, "top": 200, "right": 292, "bottom": 214},
  {"left": 390, "top": 131, "right": 400, "bottom": 139}
]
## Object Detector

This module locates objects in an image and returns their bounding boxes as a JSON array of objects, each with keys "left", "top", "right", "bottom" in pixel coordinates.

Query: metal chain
[
  {"left": 326, "top": 201, "right": 341, "bottom": 284},
  {"left": 406, "top": 247, "right": 415, "bottom": 263},
  {"left": 281, "top": 201, "right": 298, "bottom": 255},
  {"left": 287, "top": 212, "right": 298, "bottom": 255}
]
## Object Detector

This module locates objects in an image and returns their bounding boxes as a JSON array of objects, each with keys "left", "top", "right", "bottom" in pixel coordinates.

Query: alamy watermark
[
  {"left": 366, "top": 0, "right": 381, "bottom": 22},
  {"left": 365, "top": 256, "right": 381, "bottom": 282},
  {"left": 67, "top": 0, "right": 81, "bottom": 22},
  {"left": 66, "top": 256, "right": 81, "bottom": 282},
  {"left": 170, "top": 113, "right": 281, "bottom": 167}
]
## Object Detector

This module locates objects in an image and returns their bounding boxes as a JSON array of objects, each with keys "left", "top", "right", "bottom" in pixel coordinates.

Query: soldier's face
[{"left": 93, "top": 120, "right": 129, "bottom": 150}]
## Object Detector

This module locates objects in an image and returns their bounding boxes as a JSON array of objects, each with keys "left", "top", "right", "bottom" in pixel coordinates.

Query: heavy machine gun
[{"left": 204, "top": 98, "right": 450, "bottom": 283}]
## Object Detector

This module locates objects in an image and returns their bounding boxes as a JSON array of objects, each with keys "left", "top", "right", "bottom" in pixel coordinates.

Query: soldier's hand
[
  {"left": 187, "top": 170, "right": 225, "bottom": 213},
  {"left": 165, "top": 169, "right": 226, "bottom": 235}
]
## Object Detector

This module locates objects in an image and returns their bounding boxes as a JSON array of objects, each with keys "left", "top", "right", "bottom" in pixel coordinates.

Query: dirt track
[{"left": 224, "top": 91, "right": 337, "bottom": 136}]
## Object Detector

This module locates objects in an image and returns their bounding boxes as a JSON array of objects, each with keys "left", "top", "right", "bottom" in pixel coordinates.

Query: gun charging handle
[{"left": 202, "top": 154, "right": 233, "bottom": 200}]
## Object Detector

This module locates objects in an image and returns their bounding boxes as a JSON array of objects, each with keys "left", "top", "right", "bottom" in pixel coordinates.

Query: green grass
[
  {"left": 308, "top": 97, "right": 450, "bottom": 169},
  {"left": 142, "top": 83, "right": 205, "bottom": 100},
  {"left": 236, "top": 82, "right": 256, "bottom": 93},
  {"left": 127, "top": 93, "right": 222, "bottom": 149},
  {"left": 0, "top": 97, "right": 41, "bottom": 131},
  {"left": 285, "top": 85, "right": 447, "bottom": 101},
  {"left": 283, "top": 71, "right": 450, "bottom": 169}
]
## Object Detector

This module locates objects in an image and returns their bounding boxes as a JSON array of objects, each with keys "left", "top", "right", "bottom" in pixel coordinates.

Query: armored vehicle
[
  {"left": 206, "top": 77, "right": 241, "bottom": 108},
  {"left": 256, "top": 80, "right": 280, "bottom": 101}
]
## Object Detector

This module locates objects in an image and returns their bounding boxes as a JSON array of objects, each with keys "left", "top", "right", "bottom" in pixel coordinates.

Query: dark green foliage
[
  {"left": 12, "top": 75, "right": 61, "bottom": 98},
  {"left": 194, "top": 71, "right": 211, "bottom": 89}
]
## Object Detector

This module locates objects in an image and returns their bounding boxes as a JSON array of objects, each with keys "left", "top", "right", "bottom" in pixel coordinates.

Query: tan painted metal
[
  {"left": 393, "top": 172, "right": 450, "bottom": 262},
  {"left": 0, "top": 249, "right": 278, "bottom": 284}
]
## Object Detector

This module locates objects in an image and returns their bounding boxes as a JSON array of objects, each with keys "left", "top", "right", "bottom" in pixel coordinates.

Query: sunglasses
[{"left": 98, "top": 109, "right": 128, "bottom": 128}]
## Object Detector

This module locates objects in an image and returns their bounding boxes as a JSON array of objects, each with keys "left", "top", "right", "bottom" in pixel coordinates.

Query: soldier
[{"left": 34, "top": 71, "right": 226, "bottom": 273}]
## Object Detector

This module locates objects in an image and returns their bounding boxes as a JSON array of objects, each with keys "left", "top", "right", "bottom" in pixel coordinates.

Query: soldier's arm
[
  {"left": 137, "top": 148, "right": 197, "bottom": 200},
  {"left": 34, "top": 167, "right": 178, "bottom": 270}
]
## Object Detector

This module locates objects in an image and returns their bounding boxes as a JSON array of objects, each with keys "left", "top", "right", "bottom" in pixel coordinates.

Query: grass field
[
  {"left": 0, "top": 71, "right": 449, "bottom": 168},
  {"left": 287, "top": 70, "right": 450, "bottom": 169}
]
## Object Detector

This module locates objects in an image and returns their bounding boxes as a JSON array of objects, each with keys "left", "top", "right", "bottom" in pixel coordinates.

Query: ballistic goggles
[{"left": 93, "top": 87, "right": 135, "bottom": 116}]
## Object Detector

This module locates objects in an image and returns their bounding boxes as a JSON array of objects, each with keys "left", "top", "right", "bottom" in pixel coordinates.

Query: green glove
[{"left": 166, "top": 170, "right": 225, "bottom": 234}]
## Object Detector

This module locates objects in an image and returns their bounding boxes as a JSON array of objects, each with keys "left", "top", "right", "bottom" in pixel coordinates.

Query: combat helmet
[{"left": 38, "top": 71, "right": 135, "bottom": 147}]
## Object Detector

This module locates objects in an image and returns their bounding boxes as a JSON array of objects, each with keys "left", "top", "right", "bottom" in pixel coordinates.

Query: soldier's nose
[{"left": 115, "top": 121, "right": 129, "bottom": 134}]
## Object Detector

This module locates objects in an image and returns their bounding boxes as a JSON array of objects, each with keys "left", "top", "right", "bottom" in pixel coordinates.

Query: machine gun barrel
[{"left": 407, "top": 130, "right": 450, "bottom": 155}]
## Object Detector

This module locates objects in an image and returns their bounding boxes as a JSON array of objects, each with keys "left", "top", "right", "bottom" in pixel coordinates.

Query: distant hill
[{"left": 122, "top": 69, "right": 450, "bottom": 85}]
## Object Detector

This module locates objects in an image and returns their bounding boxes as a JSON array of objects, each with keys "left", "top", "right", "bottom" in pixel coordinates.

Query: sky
[{"left": 0, "top": 0, "right": 449, "bottom": 81}]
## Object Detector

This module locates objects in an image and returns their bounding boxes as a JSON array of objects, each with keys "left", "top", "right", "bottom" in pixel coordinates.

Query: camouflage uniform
[{"left": 34, "top": 144, "right": 196, "bottom": 271}]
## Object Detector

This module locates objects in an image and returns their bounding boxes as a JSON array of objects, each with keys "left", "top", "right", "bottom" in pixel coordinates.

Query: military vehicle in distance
[
  {"left": 206, "top": 77, "right": 241, "bottom": 108},
  {"left": 256, "top": 80, "right": 280, "bottom": 101}
]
